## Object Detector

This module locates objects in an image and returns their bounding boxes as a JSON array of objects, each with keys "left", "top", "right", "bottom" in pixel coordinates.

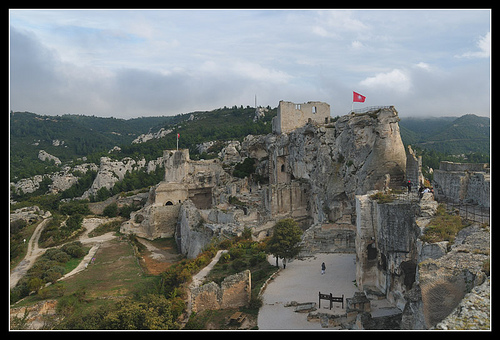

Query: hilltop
[
  {"left": 10, "top": 108, "right": 489, "bottom": 184},
  {"left": 399, "top": 114, "right": 490, "bottom": 155}
]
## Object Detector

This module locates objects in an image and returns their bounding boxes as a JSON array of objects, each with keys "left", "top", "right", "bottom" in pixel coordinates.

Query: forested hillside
[
  {"left": 10, "top": 106, "right": 276, "bottom": 182},
  {"left": 399, "top": 114, "right": 490, "bottom": 155},
  {"left": 10, "top": 108, "right": 489, "bottom": 184}
]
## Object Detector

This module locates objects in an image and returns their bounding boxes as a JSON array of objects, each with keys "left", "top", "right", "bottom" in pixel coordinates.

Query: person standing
[
  {"left": 407, "top": 180, "right": 412, "bottom": 194},
  {"left": 321, "top": 262, "right": 326, "bottom": 275}
]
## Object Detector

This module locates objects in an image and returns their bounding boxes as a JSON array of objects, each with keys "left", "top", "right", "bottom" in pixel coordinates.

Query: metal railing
[
  {"left": 349, "top": 106, "right": 393, "bottom": 115},
  {"left": 442, "top": 201, "right": 490, "bottom": 224}
]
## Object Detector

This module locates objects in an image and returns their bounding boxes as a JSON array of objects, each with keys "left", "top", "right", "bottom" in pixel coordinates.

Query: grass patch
[
  {"left": 420, "top": 204, "right": 466, "bottom": 244},
  {"left": 61, "top": 238, "right": 158, "bottom": 299},
  {"left": 369, "top": 191, "right": 395, "bottom": 203}
]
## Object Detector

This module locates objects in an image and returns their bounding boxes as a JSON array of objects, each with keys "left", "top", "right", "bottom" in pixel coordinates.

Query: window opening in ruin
[
  {"left": 380, "top": 253, "right": 387, "bottom": 271},
  {"left": 281, "top": 164, "right": 285, "bottom": 172},
  {"left": 400, "top": 260, "right": 417, "bottom": 290},
  {"left": 165, "top": 201, "right": 173, "bottom": 206},
  {"left": 312, "top": 106, "right": 317, "bottom": 114},
  {"left": 367, "top": 243, "right": 377, "bottom": 260},
  {"left": 295, "top": 104, "right": 301, "bottom": 110}
]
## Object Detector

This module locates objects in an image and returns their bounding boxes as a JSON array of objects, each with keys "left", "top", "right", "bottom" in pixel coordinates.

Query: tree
[
  {"left": 266, "top": 218, "right": 303, "bottom": 267},
  {"left": 28, "top": 277, "right": 44, "bottom": 293}
]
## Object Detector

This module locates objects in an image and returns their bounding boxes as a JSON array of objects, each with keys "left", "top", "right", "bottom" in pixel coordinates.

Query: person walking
[
  {"left": 321, "top": 262, "right": 326, "bottom": 275},
  {"left": 407, "top": 180, "right": 412, "bottom": 194}
]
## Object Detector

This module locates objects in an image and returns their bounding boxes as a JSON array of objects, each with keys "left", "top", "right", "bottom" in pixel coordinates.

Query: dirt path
[
  {"left": 10, "top": 216, "right": 119, "bottom": 289},
  {"left": 190, "top": 250, "right": 228, "bottom": 289},
  {"left": 10, "top": 218, "right": 52, "bottom": 289},
  {"left": 179, "top": 249, "right": 228, "bottom": 328}
]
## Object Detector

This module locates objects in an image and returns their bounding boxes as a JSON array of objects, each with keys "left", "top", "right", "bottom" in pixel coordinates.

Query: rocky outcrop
[
  {"left": 132, "top": 127, "right": 172, "bottom": 144},
  {"left": 417, "top": 224, "right": 489, "bottom": 328},
  {"left": 354, "top": 189, "right": 490, "bottom": 330},
  {"left": 10, "top": 163, "right": 98, "bottom": 197},
  {"left": 242, "top": 106, "right": 407, "bottom": 227},
  {"left": 38, "top": 150, "right": 61, "bottom": 165},
  {"left": 191, "top": 270, "right": 251, "bottom": 313},
  {"left": 81, "top": 157, "right": 146, "bottom": 198},
  {"left": 433, "top": 277, "right": 490, "bottom": 330}
]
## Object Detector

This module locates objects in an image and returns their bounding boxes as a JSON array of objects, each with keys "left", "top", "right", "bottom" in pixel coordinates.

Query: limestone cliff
[
  {"left": 121, "top": 106, "right": 408, "bottom": 259},
  {"left": 243, "top": 106, "right": 407, "bottom": 226}
]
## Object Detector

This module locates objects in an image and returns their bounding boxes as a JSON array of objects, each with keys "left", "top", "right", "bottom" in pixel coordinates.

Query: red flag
[
  {"left": 353, "top": 91, "right": 366, "bottom": 103},
  {"left": 177, "top": 133, "right": 180, "bottom": 139}
]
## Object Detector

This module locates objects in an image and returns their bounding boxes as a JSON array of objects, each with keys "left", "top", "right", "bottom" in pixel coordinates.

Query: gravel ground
[{"left": 258, "top": 253, "right": 357, "bottom": 330}]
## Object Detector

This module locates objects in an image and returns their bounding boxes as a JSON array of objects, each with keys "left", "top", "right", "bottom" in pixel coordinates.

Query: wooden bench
[
  {"left": 319, "top": 292, "right": 344, "bottom": 310},
  {"left": 229, "top": 311, "right": 246, "bottom": 325}
]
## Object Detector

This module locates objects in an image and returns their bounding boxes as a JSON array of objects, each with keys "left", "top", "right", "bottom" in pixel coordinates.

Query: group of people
[{"left": 406, "top": 180, "right": 434, "bottom": 199}]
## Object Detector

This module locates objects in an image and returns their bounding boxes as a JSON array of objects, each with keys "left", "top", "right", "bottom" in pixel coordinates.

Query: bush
[
  {"left": 219, "top": 252, "right": 231, "bottom": 264},
  {"left": 61, "top": 241, "right": 86, "bottom": 258},
  {"left": 103, "top": 202, "right": 118, "bottom": 217},
  {"left": 229, "top": 246, "right": 244, "bottom": 259},
  {"left": 231, "top": 259, "right": 246, "bottom": 271}
]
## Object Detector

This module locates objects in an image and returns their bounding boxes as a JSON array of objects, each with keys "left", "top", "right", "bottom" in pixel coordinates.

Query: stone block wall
[{"left": 272, "top": 101, "right": 330, "bottom": 134}]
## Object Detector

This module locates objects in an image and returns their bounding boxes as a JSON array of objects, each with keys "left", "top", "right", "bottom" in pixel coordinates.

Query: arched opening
[
  {"left": 367, "top": 243, "right": 377, "bottom": 261},
  {"left": 281, "top": 164, "right": 286, "bottom": 172},
  {"left": 165, "top": 201, "right": 173, "bottom": 206}
]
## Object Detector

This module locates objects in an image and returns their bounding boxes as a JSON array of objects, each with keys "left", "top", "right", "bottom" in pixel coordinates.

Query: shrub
[
  {"left": 219, "top": 252, "right": 231, "bottom": 264},
  {"left": 62, "top": 241, "right": 86, "bottom": 258},
  {"left": 229, "top": 246, "right": 244, "bottom": 259},
  {"left": 231, "top": 259, "right": 246, "bottom": 271},
  {"left": 103, "top": 202, "right": 118, "bottom": 217}
]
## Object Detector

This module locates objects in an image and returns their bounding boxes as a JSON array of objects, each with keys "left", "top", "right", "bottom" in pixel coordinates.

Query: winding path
[
  {"left": 10, "top": 218, "right": 52, "bottom": 289},
  {"left": 10, "top": 217, "right": 119, "bottom": 289}
]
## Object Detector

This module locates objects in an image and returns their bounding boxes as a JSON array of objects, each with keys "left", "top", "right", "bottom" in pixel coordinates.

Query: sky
[{"left": 9, "top": 9, "right": 491, "bottom": 119}]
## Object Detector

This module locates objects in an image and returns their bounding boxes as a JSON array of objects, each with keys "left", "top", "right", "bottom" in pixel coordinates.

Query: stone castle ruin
[
  {"left": 122, "top": 102, "right": 407, "bottom": 254},
  {"left": 119, "top": 100, "right": 489, "bottom": 329},
  {"left": 272, "top": 100, "right": 331, "bottom": 134}
]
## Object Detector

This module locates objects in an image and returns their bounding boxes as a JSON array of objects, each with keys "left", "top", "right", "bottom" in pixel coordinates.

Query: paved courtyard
[{"left": 258, "top": 253, "right": 357, "bottom": 330}]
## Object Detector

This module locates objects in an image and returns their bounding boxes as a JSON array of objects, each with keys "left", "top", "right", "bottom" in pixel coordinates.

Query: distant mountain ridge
[{"left": 399, "top": 114, "right": 490, "bottom": 155}]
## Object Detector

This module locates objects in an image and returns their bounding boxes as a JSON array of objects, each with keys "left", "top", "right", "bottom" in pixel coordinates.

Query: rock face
[
  {"left": 190, "top": 270, "right": 251, "bottom": 313},
  {"left": 82, "top": 157, "right": 146, "bottom": 199},
  {"left": 121, "top": 105, "right": 408, "bottom": 259},
  {"left": 354, "top": 190, "right": 490, "bottom": 330},
  {"left": 249, "top": 106, "right": 407, "bottom": 227},
  {"left": 38, "top": 150, "right": 61, "bottom": 165},
  {"left": 355, "top": 192, "right": 421, "bottom": 311},
  {"left": 433, "top": 161, "right": 490, "bottom": 207},
  {"left": 417, "top": 224, "right": 489, "bottom": 328},
  {"left": 433, "top": 277, "right": 490, "bottom": 330}
]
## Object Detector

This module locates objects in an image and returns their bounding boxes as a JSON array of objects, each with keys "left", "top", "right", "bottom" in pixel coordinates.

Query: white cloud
[
  {"left": 351, "top": 40, "right": 363, "bottom": 49},
  {"left": 414, "top": 62, "right": 431, "bottom": 71},
  {"left": 311, "top": 10, "right": 369, "bottom": 38},
  {"left": 359, "top": 68, "right": 411, "bottom": 93},
  {"left": 456, "top": 31, "right": 490, "bottom": 58}
]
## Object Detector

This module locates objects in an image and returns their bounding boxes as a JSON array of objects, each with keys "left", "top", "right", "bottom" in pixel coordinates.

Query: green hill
[
  {"left": 10, "top": 106, "right": 276, "bottom": 182},
  {"left": 399, "top": 114, "right": 490, "bottom": 155}
]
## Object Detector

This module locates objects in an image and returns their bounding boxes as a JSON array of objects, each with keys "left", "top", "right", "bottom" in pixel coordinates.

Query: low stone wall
[{"left": 191, "top": 270, "right": 251, "bottom": 313}]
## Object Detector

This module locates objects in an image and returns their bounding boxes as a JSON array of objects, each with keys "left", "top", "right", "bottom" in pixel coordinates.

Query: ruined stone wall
[
  {"left": 355, "top": 193, "right": 420, "bottom": 310},
  {"left": 191, "top": 270, "right": 251, "bottom": 313},
  {"left": 406, "top": 145, "right": 423, "bottom": 187},
  {"left": 272, "top": 101, "right": 330, "bottom": 134},
  {"left": 433, "top": 161, "right": 490, "bottom": 207}
]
